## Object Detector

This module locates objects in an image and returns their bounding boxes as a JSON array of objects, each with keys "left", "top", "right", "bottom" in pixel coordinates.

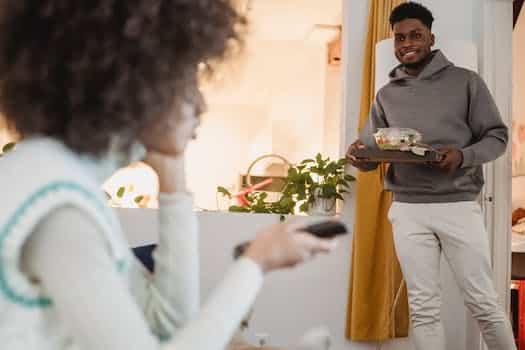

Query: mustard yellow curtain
[{"left": 345, "top": 0, "right": 409, "bottom": 341}]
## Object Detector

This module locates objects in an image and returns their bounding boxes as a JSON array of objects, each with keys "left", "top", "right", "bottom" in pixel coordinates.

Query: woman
[{"left": 0, "top": 1, "right": 337, "bottom": 350}]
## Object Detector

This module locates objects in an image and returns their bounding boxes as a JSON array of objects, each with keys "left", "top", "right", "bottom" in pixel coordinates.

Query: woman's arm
[
  {"left": 128, "top": 192, "right": 200, "bottom": 340},
  {"left": 21, "top": 206, "right": 161, "bottom": 350},
  {"left": 126, "top": 153, "right": 200, "bottom": 340},
  {"left": 21, "top": 206, "right": 262, "bottom": 350}
]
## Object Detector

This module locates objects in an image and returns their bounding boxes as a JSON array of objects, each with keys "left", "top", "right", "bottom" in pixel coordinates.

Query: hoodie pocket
[
  {"left": 470, "top": 168, "right": 484, "bottom": 188},
  {"left": 452, "top": 167, "right": 484, "bottom": 192}
]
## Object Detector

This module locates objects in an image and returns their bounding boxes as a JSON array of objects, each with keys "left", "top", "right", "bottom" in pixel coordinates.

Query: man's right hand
[{"left": 346, "top": 139, "right": 374, "bottom": 171}]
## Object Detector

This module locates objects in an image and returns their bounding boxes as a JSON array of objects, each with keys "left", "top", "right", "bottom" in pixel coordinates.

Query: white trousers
[{"left": 388, "top": 201, "right": 516, "bottom": 350}]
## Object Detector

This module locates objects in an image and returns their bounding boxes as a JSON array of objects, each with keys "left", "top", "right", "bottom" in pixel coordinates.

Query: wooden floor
[{"left": 346, "top": 338, "right": 415, "bottom": 350}]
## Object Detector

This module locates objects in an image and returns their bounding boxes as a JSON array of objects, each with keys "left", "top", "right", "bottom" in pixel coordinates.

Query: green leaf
[
  {"left": 280, "top": 196, "right": 294, "bottom": 207},
  {"left": 300, "top": 159, "right": 315, "bottom": 164},
  {"left": 285, "top": 184, "right": 297, "bottom": 194},
  {"left": 245, "top": 192, "right": 255, "bottom": 203},
  {"left": 320, "top": 184, "right": 337, "bottom": 198},
  {"left": 325, "top": 162, "right": 338, "bottom": 174},
  {"left": 116, "top": 186, "right": 125, "bottom": 198},
  {"left": 306, "top": 174, "right": 314, "bottom": 185},
  {"left": 299, "top": 202, "right": 310, "bottom": 213},
  {"left": 341, "top": 182, "right": 352, "bottom": 189},
  {"left": 344, "top": 174, "right": 356, "bottom": 181},
  {"left": 134, "top": 195, "right": 144, "bottom": 204},
  {"left": 335, "top": 193, "right": 344, "bottom": 201},
  {"left": 309, "top": 166, "right": 320, "bottom": 174},
  {"left": 2, "top": 142, "right": 15, "bottom": 153},
  {"left": 229, "top": 205, "right": 250, "bottom": 213},
  {"left": 217, "top": 186, "right": 232, "bottom": 198},
  {"left": 259, "top": 192, "right": 268, "bottom": 200}
]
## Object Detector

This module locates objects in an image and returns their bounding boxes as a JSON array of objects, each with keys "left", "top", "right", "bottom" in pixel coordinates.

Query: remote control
[
  {"left": 301, "top": 220, "right": 348, "bottom": 238},
  {"left": 233, "top": 220, "right": 348, "bottom": 259}
]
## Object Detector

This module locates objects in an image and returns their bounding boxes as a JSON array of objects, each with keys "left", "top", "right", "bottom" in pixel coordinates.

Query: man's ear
[{"left": 430, "top": 33, "right": 435, "bottom": 47}]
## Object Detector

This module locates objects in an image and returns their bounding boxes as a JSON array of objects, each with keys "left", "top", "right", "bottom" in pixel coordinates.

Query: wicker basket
[{"left": 238, "top": 154, "right": 291, "bottom": 194}]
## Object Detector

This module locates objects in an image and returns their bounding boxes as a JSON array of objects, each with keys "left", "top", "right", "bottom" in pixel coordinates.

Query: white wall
[
  {"left": 118, "top": 209, "right": 355, "bottom": 349},
  {"left": 513, "top": 6, "right": 525, "bottom": 174},
  {"left": 418, "top": 0, "right": 475, "bottom": 43},
  {"left": 514, "top": 6, "right": 525, "bottom": 124}
]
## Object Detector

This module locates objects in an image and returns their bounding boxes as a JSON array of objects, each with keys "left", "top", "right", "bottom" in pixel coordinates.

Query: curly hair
[
  {"left": 0, "top": 0, "right": 245, "bottom": 156},
  {"left": 390, "top": 2, "right": 434, "bottom": 30}
]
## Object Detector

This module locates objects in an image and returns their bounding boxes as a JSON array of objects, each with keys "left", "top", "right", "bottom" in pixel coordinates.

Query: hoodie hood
[{"left": 388, "top": 50, "right": 454, "bottom": 82}]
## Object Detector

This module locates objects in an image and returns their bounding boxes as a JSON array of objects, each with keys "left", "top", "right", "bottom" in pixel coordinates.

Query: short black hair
[{"left": 389, "top": 2, "right": 434, "bottom": 30}]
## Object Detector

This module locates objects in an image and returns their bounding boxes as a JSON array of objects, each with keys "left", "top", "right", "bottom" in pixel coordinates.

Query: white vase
[{"left": 307, "top": 196, "right": 336, "bottom": 216}]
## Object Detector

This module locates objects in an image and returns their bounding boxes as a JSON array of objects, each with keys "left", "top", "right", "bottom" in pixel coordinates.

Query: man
[{"left": 347, "top": 3, "right": 516, "bottom": 350}]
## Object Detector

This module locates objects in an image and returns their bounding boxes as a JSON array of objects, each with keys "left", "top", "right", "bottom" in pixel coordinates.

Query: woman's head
[{"left": 0, "top": 0, "right": 244, "bottom": 156}]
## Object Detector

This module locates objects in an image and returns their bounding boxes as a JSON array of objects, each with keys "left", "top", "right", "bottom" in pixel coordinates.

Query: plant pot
[{"left": 307, "top": 196, "right": 336, "bottom": 216}]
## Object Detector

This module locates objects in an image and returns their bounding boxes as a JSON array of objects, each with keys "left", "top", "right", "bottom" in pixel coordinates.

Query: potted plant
[
  {"left": 280, "top": 153, "right": 355, "bottom": 216},
  {"left": 217, "top": 153, "right": 355, "bottom": 216},
  {"left": 216, "top": 188, "right": 295, "bottom": 215}
]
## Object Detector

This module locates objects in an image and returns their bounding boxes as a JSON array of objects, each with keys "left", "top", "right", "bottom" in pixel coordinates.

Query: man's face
[{"left": 393, "top": 18, "right": 434, "bottom": 67}]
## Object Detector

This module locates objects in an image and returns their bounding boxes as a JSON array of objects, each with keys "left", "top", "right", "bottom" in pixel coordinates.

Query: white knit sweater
[{"left": 0, "top": 137, "right": 263, "bottom": 350}]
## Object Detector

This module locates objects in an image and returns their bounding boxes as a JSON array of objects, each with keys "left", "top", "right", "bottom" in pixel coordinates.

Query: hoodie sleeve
[
  {"left": 460, "top": 72, "right": 508, "bottom": 168},
  {"left": 357, "top": 97, "right": 389, "bottom": 171}
]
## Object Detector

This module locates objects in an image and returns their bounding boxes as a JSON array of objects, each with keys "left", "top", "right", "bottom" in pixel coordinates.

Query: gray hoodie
[{"left": 359, "top": 50, "right": 508, "bottom": 203}]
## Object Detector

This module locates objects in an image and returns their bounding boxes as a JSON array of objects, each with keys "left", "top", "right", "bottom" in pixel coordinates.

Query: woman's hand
[
  {"left": 140, "top": 88, "right": 203, "bottom": 193},
  {"left": 142, "top": 151, "right": 187, "bottom": 194},
  {"left": 244, "top": 222, "right": 339, "bottom": 273}
]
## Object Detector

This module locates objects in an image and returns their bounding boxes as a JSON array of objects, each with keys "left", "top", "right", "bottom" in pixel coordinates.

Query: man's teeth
[{"left": 404, "top": 51, "right": 417, "bottom": 58}]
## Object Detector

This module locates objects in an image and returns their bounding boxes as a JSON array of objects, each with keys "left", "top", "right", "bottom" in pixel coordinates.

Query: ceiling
[{"left": 243, "top": 0, "right": 342, "bottom": 42}]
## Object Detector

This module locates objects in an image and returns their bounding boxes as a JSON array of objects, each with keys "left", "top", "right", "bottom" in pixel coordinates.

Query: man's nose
[{"left": 401, "top": 38, "right": 414, "bottom": 48}]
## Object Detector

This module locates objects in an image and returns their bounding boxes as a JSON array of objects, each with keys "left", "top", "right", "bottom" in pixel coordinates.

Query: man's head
[{"left": 389, "top": 2, "right": 435, "bottom": 69}]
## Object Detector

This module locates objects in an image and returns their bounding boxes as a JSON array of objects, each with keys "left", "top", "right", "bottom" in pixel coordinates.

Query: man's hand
[
  {"left": 346, "top": 140, "right": 374, "bottom": 171},
  {"left": 433, "top": 147, "right": 463, "bottom": 174}
]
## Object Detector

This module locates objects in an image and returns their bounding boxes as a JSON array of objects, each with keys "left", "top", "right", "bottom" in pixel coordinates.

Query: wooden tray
[{"left": 351, "top": 148, "right": 442, "bottom": 163}]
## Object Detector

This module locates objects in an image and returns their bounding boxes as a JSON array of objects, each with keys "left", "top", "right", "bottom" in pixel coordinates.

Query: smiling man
[{"left": 346, "top": 2, "right": 515, "bottom": 350}]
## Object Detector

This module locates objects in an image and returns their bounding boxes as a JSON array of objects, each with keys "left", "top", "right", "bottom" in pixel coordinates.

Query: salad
[{"left": 373, "top": 128, "right": 422, "bottom": 151}]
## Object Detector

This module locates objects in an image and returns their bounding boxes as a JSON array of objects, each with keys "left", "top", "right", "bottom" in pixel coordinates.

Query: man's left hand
[{"left": 433, "top": 147, "right": 463, "bottom": 174}]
